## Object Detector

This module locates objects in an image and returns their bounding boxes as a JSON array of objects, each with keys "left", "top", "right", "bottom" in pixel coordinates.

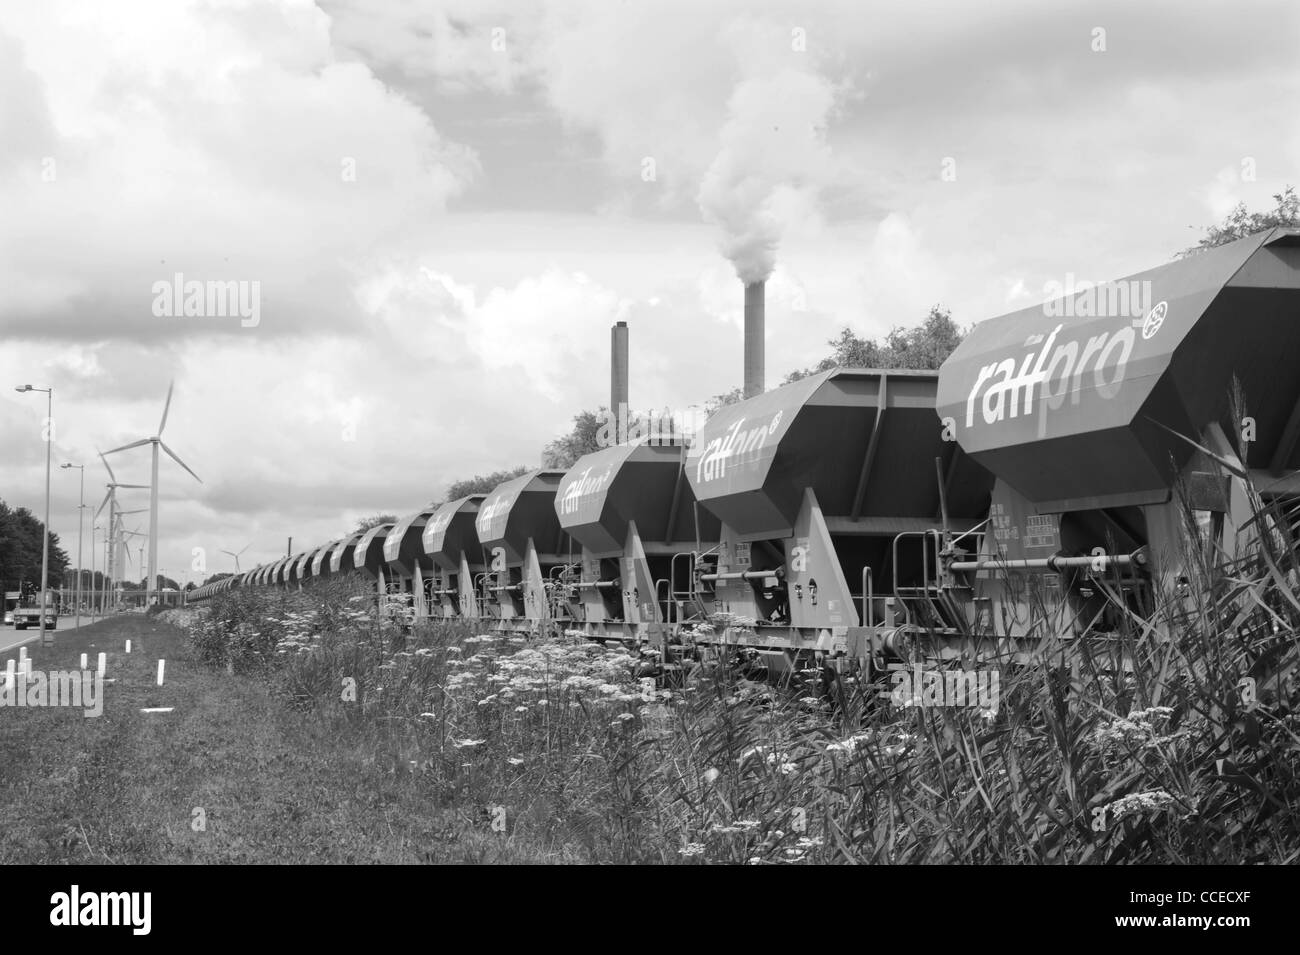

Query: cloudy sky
[{"left": 1, "top": 0, "right": 1297, "bottom": 584}]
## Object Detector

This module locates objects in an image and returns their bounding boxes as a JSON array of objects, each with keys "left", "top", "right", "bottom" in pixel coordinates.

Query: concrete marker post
[{"left": 157, "top": 659, "right": 165, "bottom": 686}]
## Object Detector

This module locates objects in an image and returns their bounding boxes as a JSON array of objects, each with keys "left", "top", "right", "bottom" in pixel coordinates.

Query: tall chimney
[
  {"left": 743, "top": 281, "right": 765, "bottom": 399},
  {"left": 611, "top": 320, "right": 629, "bottom": 444}
]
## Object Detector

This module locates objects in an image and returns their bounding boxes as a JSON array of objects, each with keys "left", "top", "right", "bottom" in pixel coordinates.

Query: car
[{"left": 3, "top": 610, "right": 12, "bottom": 625}]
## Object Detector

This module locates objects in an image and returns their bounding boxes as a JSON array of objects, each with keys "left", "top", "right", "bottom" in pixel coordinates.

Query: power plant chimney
[
  {"left": 611, "top": 320, "right": 629, "bottom": 444},
  {"left": 744, "top": 281, "right": 765, "bottom": 399}
]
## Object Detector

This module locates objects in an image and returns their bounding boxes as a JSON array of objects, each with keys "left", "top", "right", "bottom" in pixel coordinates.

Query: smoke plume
[{"left": 697, "top": 69, "right": 839, "bottom": 284}]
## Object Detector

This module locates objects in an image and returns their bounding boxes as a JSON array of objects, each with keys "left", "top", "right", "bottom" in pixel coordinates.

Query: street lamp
[
  {"left": 91, "top": 522, "right": 100, "bottom": 618},
  {"left": 61, "top": 462, "right": 85, "bottom": 632},
  {"left": 15, "top": 384, "right": 54, "bottom": 647}
]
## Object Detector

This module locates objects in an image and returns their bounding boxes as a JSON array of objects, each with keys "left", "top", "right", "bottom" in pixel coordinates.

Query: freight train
[{"left": 189, "top": 227, "right": 1300, "bottom": 674}]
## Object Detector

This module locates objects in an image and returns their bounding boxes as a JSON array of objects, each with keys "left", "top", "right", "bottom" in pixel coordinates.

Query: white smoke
[{"left": 697, "top": 69, "right": 840, "bottom": 284}]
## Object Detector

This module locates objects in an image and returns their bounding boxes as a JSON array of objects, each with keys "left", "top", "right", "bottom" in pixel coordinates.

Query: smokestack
[
  {"left": 611, "top": 321, "right": 629, "bottom": 444},
  {"left": 744, "top": 281, "right": 765, "bottom": 399}
]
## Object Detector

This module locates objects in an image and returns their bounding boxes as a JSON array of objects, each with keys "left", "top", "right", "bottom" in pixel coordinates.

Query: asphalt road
[{"left": 0, "top": 615, "right": 115, "bottom": 654}]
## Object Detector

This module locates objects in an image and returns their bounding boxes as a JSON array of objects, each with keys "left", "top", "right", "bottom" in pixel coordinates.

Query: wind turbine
[
  {"left": 222, "top": 543, "right": 251, "bottom": 573},
  {"left": 94, "top": 452, "right": 149, "bottom": 607},
  {"left": 103, "top": 381, "right": 202, "bottom": 606}
]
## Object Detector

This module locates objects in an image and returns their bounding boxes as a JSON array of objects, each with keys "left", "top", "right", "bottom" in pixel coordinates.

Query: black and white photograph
[{"left": 0, "top": 0, "right": 1296, "bottom": 912}]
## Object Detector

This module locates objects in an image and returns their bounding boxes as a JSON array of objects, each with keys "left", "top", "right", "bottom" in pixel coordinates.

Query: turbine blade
[
  {"left": 159, "top": 440, "right": 202, "bottom": 483},
  {"left": 159, "top": 380, "right": 174, "bottom": 436},
  {"left": 104, "top": 438, "right": 152, "bottom": 455},
  {"left": 238, "top": 544, "right": 250, "bottom": 556},
  {"left": 98, "top": 450, "right": 117, "bottom": 483},
  {"left": 95, "top": 489, "right": 112, "bottom": 519},
  {"left": 116, "top": 484, "right": 151, "bottom": 489}
]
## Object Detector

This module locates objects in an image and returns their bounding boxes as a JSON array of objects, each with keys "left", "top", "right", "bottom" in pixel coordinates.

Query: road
[{"left": 0, "top": 615, "right": 114, "bottom": 654}]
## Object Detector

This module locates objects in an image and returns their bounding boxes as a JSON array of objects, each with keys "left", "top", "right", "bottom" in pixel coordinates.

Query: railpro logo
[
  {"left": 50, "top": 886, "right": 151, "bottom": 935},
  {"left": 962, "top": 303, "right": 1166, "bottom": 439},
  {"left": 476, "top": 494, "right": 511, "bottom": 535},
  {"left": 695, "top": 411, "right": 784, "bottom": 483},
  {"left": 558, "top": 464, "right": 614, "bottom": 516}
]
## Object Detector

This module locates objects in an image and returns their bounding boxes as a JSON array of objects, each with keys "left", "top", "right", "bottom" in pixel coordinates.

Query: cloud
[{"left": 0, "top": 0, "right": 478, "bottom": 343}]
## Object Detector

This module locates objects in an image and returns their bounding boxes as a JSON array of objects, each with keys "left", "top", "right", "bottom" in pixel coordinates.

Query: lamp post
[
  {"left": 91, "top": 521, "right": 99, "bottom": 618},
  {"left": 61, "top": 462, "right": 85, "bottom": 631},
  {"left": 15, "top": 385, "right": 53, "bottom": 647}
]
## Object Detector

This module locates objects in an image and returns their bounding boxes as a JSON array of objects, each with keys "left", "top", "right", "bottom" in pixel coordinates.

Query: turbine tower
[
  {"left": 94, "top": 452, "right": 150, "bottom": 606},
  {"left": 103, "top": 381, "right": 202, "bottom": 606}
]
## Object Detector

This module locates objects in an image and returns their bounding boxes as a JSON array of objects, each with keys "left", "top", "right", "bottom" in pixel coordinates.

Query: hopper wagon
[
  {"left": 475, "top": 469, "right": 579, "bottom": 631},
  {"left": 684, "top": 366, "right": 993, "bottom": 673},
  {"left": 385, "top": 506, "right": 438, "bottom": 619},
  {"left": 556, "top": 439, "right": 721, "bottom": 643},
  {"left": 927, "top": 225, "right": 1300, "bottom": 654},
  {"left": 422, "top": 494, "right": 488, "bottom": 619}
]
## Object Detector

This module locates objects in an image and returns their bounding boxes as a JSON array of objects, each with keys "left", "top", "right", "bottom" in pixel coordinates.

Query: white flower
[
  {"left": 678, "top": 843, "right": 706, "bottom": 858},
  {"left": 453, "top": 738, "right": 486, "bottom": 748}
]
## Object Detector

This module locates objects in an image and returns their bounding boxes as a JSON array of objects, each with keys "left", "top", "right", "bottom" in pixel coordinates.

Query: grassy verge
[{"left": 0, "top": 614, "right": 565, "bottom": 863}]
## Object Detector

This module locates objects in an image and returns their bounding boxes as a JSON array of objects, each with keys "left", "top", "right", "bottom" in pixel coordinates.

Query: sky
[{"left": 1, "top": 0, "right": 1297, "bottom": 585}]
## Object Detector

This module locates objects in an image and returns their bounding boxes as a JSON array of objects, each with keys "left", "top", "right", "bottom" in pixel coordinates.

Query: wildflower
[
  {"left": 1103, "top": 789, "right": 1179, "bottom": 822},
  {"left": 702, "top": 767, "right": 721, "bottom": 784},
  {"left": 678, "top": 843, "right": 706, "bottom": 858},
  {"left": 507, "top": 757, "right": 525, "bottom": 766},
  {"left": 453, "top": 738, "right": 486, "bottom": 748},
  {"left": 514, "top": 706, "right": 528, "bottom": 713}
]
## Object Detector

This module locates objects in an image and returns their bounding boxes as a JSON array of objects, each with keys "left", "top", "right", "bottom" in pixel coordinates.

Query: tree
[
  {"left": 784, "top": 305, "right": 964, "bottom": 382},
  {"left": 446, "top": 466, "right": 530, "bottom": 501},
  {"left": 704, "top": 386, "right": 745, "bottom": 416},
  {"left": 353, "top": 514, "right": 398, "bottom": 535},
  {"left": 542, "top": 408, "right": 606, "bottom": 469},
  {"left": 0, "top": 499, "right": 69, "bottom": 593},
  {"left": 1181, "top": 186, "right": 1298, "bottom": 256}
]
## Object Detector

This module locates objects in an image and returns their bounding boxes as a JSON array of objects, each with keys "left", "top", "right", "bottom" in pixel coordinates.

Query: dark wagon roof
[
  {"left": 937, "top": 228, "right": 1300, "bottom": 511},
  {"left": 686, "top": 367, "right": 990, "bottom": 538}
]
